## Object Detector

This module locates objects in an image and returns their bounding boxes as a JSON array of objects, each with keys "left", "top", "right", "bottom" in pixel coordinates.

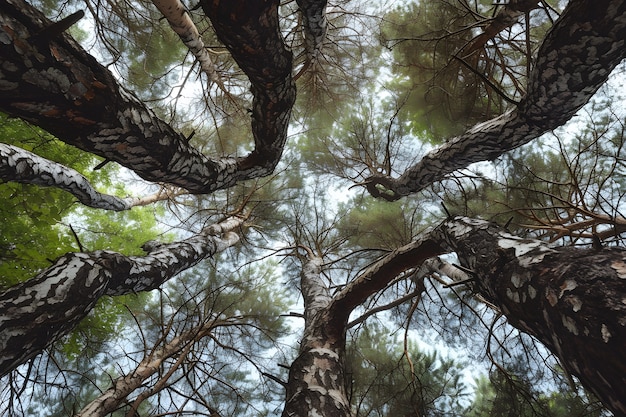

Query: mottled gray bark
[
  {"left": 0, "top": 216, "right": 241, "bottom": 377},
  {"left": 296, "top": 0, "right": 328, "bottom": 63},
  {"left": 430, "top": 217, "right": 626, "bottom": 416},
  {"left": 283, "top": 251, "right": 352, "bottom": 417},
  {"left": 0, "top": 143, "right": 135, "bottom": 210},
  {"left": 286, "top": 216, "right": 626, "bottom": 416},
  {"left": 200, "top": 0, "right": 295, "bottom": 177},
  {"left": 0, "top": 0, "right": 295, "bottom": 193},
  {"left": 283, "top": 241, "right": 445, "bottom": 417},
  {"left": 366, "top": 0, "right": 626, "bottom": 200}
]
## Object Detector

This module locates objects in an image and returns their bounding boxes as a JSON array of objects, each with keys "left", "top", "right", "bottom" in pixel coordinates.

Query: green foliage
[
  {"left": 0, "top": 114, "right": 163, "bottom": 367},
  {"left": 381, "top": 1, "right": 486, "bottom": 140},
  {"left": 466, "top": 369, "right": 605, "bottom": 417},
  {"left": 336, "top": 195, "right": 418, "bottom": 249},
  {"left": 0, "top": 114, "right": 163, "bottom": 284},
  {"left": 347, "top": 323, "right": 469, "bottom": 416}
]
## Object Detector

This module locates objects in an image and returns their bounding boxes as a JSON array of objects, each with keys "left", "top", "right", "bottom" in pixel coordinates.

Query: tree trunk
[
  {"left": 430, "top": 217, "right": 626, "bottom": 415},
  {"left": 0, "top": 216, "right": 242, "bottom": 377},
  {"left": 366, "top": 0, "right": 626, "bottom": 200},
  {"left": 0, "top": 0, "right": 295, "bottom": 193},
  {"left": 283, "top": 241, "right": 445, "bottom": 416},
  {"left": 283, "top": 252, "right": 352, "bottom": 417}
]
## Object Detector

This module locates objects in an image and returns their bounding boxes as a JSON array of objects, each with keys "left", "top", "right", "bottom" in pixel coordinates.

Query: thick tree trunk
[
  {"left": 283, "top": 241, "right": 445, "bottom": 416},
  {"left": 286, "top": 218, "right": 626, "bottom": 416},
  {"left": 0, "top": 0, "right": 295, "bottom": 193},
  {"left": 430, "top": 217, "right": 626, "bottom": 416},
  {"left": 0, "top": 216, "right": 242, "bottom": 377},
  {"left": 283, "top": 252, "right": 352, "bottom": 417},
  {"left": 366, "top": 0, "right": 626, "bottom": 200}
]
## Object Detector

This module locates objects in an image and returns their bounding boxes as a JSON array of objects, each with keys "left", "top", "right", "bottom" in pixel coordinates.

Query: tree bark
[
  {"left": 0, "top": 0, "right": 295, "bottom": 193},
  {"left": 0, "top": 216, "right": 242, "bottom": 377},
  {"left": 430, "top": 216, "right": 626, "bottom": 416},
  {"left": 0, "top": 143, "right": 136, "bottom": 210},
  {"left": 366, "top": 0, "right": 626, "bottom": 200},
  {"left": 283, "top": 251, "right": 352, "bottom": 417},
  {"left": 200, "top": 0, "right": 296, "bottom": 177},
  {"left": 296, "top": 0, "right": 328, "bottom": 63},
  {"left": 150, "top": 0, "right": 225, "bottom": 90},
  {"left": 285, "top": 218, "right": 626, "bottom": 416},
  {"left": 283, "top": 240, "right": 445, "bottom": 416}
]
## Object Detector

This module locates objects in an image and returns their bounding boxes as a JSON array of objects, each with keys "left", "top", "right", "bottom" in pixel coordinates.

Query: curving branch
[
  {"left": 0, "top": 143, "right": 156, "bottom": 211},
  {"left": 0, "top": 215, "right": 243, "bottom": 377},
  {"left": 366, "top": 0, "right": 626, "bottom": 200},
  {"left": 0, "top": 0, "right": 295, "bottom": 194},
  {"left": 330, "top": 236, "right": 445, "bottom": 324},
  {"left": 200, "top": 0, "right": 296, "bottom": 177}
]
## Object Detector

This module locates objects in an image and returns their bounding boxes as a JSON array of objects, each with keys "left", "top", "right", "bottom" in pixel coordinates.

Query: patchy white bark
[
  {"left": 150, "top": 0, "right": 228, "bottom": 93},
  {"left": 0, "top": 216, "right": 242, "bottom": 377},
  {"left": 429, "top": 216, "right": 626, "bottom": 415},
  {"left": 0, "top": 143, "right": 172, "bottom": 210},
  {"left": 283, "top": 250, "right": 352, "bottom": 417},
  {"left": 0, "top": 0, "right": 295, "bottom": 193},
  {"left": 366, "top": 0, "right": 626, "bottom": 200},
  {"left": 283, "top": 240, "right": 446, "bottom": 417}
]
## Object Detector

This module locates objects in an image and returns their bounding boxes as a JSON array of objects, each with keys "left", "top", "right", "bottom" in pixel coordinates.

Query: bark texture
[
  {"left": 430, "top": 217, "right": 626, "bottom": 415},
  {"left": 0, "top": 0, "right": 295, "bottom": 193},
  {"left": 200, "top": 0, "right": 296, "bottom": 176},
  {"left": 150, "top": 0, "right": 224, "bottom": 87},
  {"left": 0, "top": 217, "right": 242, "bottom": 377},
  {"left": 296, "top": 0, "right": 328, "bottom": 63},
  {"left": 0, "top": 143, "right": 134, "bottom": 210},
  {"left": 283, "top": 240, "right": 445, "bottom": 417},
  {"left": 366, "top": 0, "right": 626, "bottom": 200},
  {"left": 283, "top": 252, "right": 352, "bottom": 417}
]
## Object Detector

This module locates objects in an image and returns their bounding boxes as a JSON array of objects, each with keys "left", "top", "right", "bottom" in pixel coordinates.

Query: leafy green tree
[{"left": 1, "top": 0, "right": 625, "bottom": 416}]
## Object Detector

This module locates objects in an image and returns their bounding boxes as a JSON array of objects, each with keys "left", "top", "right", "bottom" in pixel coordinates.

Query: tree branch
[
  {"left": 429, "top": 216, "right": 626, "bottom": 415},
  {"left": 329, "top": 237, "right": 445, "bottom": 325},
  {"left": 0, "top": 216, "right": 243, "bottom": 377},
  {"left": 365, "top": 0, "right": 626, "bottom": 200},
  {"left": 1, "top": 143, "right": 134, "bottom": 211},
  {"left": 150, "top": 0, "right": 230, "bottom": 95},
  {"left": 0, "top": 0, "right": 295, "bottom": 194}
]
